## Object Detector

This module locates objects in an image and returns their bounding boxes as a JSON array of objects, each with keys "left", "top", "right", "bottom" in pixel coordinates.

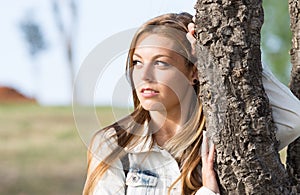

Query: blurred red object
[{"left": 0, "top": 86, "right": 36, "bottom": 103}]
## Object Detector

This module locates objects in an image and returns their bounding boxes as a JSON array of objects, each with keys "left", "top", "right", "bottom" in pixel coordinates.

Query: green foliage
[{"left": 262, "top": 0, "right": 292, "bottom": 84}]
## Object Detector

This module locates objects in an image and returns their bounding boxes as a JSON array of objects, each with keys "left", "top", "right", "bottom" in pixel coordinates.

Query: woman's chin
[{"left": 141, "top": 102, "right": 166, "bottom": 112}]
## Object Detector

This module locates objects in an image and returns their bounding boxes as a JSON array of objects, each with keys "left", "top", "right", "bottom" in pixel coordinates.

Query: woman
[{"left": 83, "top": 12, "right": 300, "bottom": 195}]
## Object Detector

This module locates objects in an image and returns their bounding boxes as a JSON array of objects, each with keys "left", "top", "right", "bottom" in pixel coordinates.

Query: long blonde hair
[{"left": 83, "top": 12, "right": 206, "bottom": 195}]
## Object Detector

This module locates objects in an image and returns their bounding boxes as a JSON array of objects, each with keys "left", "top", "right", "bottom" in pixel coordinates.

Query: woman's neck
[
  {"left": 148, "top": 87, "right": 195, "bottom": 146},
  {"left": 149, "top": 105, "right": 188, "bottom": 146}
]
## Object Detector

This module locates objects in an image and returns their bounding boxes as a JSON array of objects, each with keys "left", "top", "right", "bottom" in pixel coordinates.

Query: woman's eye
[
  {"left": 155, "top": 61, "right": 170, "bottom": 68},
  {"left": 133, "top": 60, "right": 143, "bottom": 67}
]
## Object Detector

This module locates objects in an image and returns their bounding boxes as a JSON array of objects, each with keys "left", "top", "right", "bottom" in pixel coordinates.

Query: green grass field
[
  {"left": 0, "top": 103, "right": 287, "bottom": 195},
  {"left": 0, "top": 103, "right": 131, "bottom": 195}
]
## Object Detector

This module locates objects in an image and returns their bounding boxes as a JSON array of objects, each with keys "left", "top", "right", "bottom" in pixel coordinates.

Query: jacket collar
[{"left": 123, "top": 121, "right": 162, "bottom": 154}]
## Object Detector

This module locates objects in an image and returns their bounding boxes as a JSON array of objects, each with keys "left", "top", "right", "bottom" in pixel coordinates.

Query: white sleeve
[
  {"left": 262, "top": 64, "right": 300, "bottom": 150},
  {"left": 196, "top": 186, "right": 219, "bottom": 195},
  {"left": 88, "top": 129, "right": 126, "bottom": 195}
]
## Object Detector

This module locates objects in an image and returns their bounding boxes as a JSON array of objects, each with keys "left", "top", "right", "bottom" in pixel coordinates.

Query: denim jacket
[
  {"left": 88, "top": 65, "right": 300, "bottom": 195},
  {"left": 89, "top": 127, "right": 219, "bottom": 195}
]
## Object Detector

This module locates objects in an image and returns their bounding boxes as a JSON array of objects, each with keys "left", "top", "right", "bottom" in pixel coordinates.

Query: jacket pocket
[{"left": 126, "top": 168, "right": 158, "bottom": 187}]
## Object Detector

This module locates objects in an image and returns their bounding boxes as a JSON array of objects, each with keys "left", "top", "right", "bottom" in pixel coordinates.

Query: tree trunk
[
  {"left": 194, "top": 0, "right": 291, "bottom": 194},
  {"left": 286, "top": 0, "right": 300, "bottom": 192}
]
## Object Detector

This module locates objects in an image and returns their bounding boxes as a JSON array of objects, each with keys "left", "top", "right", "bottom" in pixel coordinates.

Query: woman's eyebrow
[
  {"left": 133, "top": 46, "right": 181, "bottom": 62},
  {"left": 133, "top": 52, "right": 174, "bottom": 60},
  {"left": 133, "top": 53, "right": 142, "bottom": 58},
  {"left": 153, "top": 54, "right": 174, "bottom": 59}
]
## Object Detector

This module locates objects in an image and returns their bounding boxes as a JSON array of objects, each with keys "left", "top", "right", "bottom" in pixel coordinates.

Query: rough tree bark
[
  {"left": 194, "top": 0, "right": 292, "bottom": 194},
  {"left": 287, "top": 0, "right": 300, "bottom": 192}
]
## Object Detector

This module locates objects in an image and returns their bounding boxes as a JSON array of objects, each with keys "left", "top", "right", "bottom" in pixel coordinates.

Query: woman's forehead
[{"left": 135, "top": 34, "right": 177, "bottom": 52}]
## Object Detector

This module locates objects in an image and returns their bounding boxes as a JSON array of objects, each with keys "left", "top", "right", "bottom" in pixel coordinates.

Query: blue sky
[{"left": 0, "top": 0, "right": 195, "bottom": 105}]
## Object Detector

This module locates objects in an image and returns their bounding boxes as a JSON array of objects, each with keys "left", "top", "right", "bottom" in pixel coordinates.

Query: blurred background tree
[
  {"left": 51, "top": 0, "right": 79, "bottom": 102},
  {"left": 19, "top": 11, "right": 48, "bottom": 100},
  {"left": 20, "top": 14, "right": 48, "bottom": 57},
  {"left": 19, "top": 1, "right": 79, "bottom": 103},
  {"left": 262, "top": 0, "right": 292, "bottom": 85}
]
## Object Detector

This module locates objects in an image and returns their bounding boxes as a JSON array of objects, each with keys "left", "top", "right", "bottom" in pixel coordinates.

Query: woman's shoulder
[
  {"left": 86, "top": 124, "right": 127, "bottom": 174},
  {"left": 90, "top": 115, "right": 133, "bottom": 150},
  {"left": 90, "top": 126, "right": 117, "bottom": 152}
]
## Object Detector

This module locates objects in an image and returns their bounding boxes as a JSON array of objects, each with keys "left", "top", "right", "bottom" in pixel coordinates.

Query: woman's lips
[{"left": 140, "top": 88, "right": 159, "bottom": 98}]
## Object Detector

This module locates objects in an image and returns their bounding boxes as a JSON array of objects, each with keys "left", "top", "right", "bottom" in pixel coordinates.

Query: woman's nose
[{"left": 140, "top": 63, "right": 154, "bottom": 82}]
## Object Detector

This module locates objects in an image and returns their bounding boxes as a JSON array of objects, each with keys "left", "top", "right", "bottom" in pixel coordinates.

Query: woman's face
[{"left": 132, "top": 34, "right": 195, "bottom": 113}]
